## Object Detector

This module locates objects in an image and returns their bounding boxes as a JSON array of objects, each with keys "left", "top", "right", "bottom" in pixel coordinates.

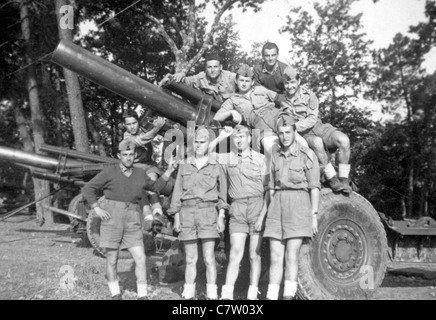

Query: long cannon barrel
[
  {"left": 40, "top": 144, "right": 118, "bottom": 164},
  {"left": 51, "top": 40, "right": 201, "bottom": 126},
  {"left": 0, "top": 145, "right": 86, "bottom": 170}
]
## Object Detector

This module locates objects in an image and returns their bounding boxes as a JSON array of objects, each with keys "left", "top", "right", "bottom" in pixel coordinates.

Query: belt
[
  {"left": 103, "top": 199, "right": 139, "bottom": 209},
  {"left": 230, "top": 194, "right": 263, "bottom": 202},
  {"left": 182, "top": 199, "right": 217, "bottom": 208}
]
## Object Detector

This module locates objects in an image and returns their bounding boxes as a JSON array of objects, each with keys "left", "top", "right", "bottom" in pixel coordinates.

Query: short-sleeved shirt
[
  {"left": 269, "top": 142, "right": 321, "bottom": 191},
  {"left": 184, "top": 70, "right": 237, "bottom": 102},
  {"left": 279, "top": 86, "right": 320, "bottom": 133},
  {"left": 168, "top": 155, "right": 228, "bottom": 215},
  {"left": 217, "top": 86, "right": 277, "bottom": 127},
  {"left": 253, "top": 61, "right": 289, "bottom": 94},
  {"left": 216, "top": 150, "right": 268, "bottom": 200}
]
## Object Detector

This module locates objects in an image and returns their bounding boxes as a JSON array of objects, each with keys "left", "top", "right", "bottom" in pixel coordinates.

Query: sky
[{"left": 208, "top": 0, "right": 435, "bottom": 74}]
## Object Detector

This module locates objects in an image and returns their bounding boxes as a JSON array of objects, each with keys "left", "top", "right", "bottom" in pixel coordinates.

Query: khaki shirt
[
  {"left": 184, "top": 70, "right": 237, "bottom": 102},
  {"left": 168, "top": 155, "right": 228, "bottom": 215},
  {"left": 269, "top": 142, "right": 321, "bottom": 191},
  {"left": 216, "top": 150, "right": 268, "bottom": 200},
  {"left": 123, "top": 130, "right": 158, "bottom": 164},
  {"left": 218, "top": 86, "right": 277, "bottom": 126},
  {"left": 279, "top": 86, "right": 320, "bottom": 133}
]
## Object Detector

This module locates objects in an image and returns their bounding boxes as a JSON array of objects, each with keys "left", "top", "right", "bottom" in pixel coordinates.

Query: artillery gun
[{"left": 1, "top": 40, "right": 435, "bottom": 300}]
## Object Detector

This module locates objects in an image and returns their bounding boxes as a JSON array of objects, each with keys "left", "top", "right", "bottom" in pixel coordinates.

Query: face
[
  {"left": 277, "top": 125, "right": 295, "bottom": 148},
  {"left": 194, "top": 136, "right": 210, "bottom": 157},
  {"left": 263, "top": 48, "right": 279, "bottom": 67},
  {"left": 236, "top": 75, "right": 254, "bottom": 94},
  {"left": 284, "top": 78, "right": 301, "bottom": 96},
  {"left": 233, "top": 131, "right": 251, "bottom": 152},
  {"left": 124, "top": 117, "right": 139, "bottom": 135},
  {"left": 205, "top": 60, "right": 222, "bottom": 81},
  {"left": 118, "top": 149, "right": 136, "bottom": 168}
]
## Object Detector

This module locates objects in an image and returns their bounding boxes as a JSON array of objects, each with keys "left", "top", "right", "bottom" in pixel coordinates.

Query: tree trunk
[
  {"left": 54, "top": 0, "right": 89, "bottom": 152},
  {"left": 407, "top": 164, "right": 414, "bottom": 218},
  {"left": 86, "top": 117, "right": 107, "bottom": 157},
  {"left": 20, "top": 0, "right": 53, "bottom": 224}
]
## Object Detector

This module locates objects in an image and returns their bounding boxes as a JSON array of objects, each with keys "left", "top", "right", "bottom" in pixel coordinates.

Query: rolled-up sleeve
[
  {"left": 295, "top": 93, "right": 319, "bottom": 133},
  {"left": 217, "top": 164, "right": 229, "bottom": 211},
  {"left": 305, "top": 150, "right": 321, "bottom": 190},
  {"left": 167, "top": 168, "right": 183, "bottom": 216},
  {"left": 144, "top": 172, "right": 175, "bottom": 195}
]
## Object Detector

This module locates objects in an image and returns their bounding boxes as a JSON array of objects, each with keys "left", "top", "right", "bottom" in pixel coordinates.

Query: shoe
[
  {"left": 112, "top": 294, "right": 122, "bottom": 300},
  {"left": 282, "top": 296, "right": 296, "bottom": 300},
  {"left": 137, "top": 296, "right": 149, "bottom": 300},
  {"left": 328, "top": 175, "right": 345, "bottom": 193},
  {"left": 339, "top": 177, "right": 352, "bottom": 194}
]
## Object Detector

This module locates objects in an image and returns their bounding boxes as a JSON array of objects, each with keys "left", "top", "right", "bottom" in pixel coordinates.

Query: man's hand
[
  {"left": 217, "top": 211, "right": 225, "bottom": 233},
  {"left": 167, "top": 156, "right": 179, "bottom": 172},
  {"left": 312, "top": 215, "right": 318, "bottom": 237},
  {"left": 219, "top": 126, "right": 234, "bottom": 139},
  {"left": 153, "top": 117, "right": 166, "bottom": 130},
  {"left": 171, "top": 72, "right": 186, "bottom": 83},
  {"left": 173, "top": 213, "right": 181, "bottom": 233},
  {"left": 231, "top": 110, "right": 243, "bottom": 124},
  {"left": 255, "top": 208, "right": 267, "bottom": 232},
  {"left": 94, "top": 206, "right": 111, "bottom": 221}
]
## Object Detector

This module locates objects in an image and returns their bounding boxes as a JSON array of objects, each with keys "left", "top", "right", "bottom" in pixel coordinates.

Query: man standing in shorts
[
  {"left": 264, "top": 115, "right": 320, "bottom": 300},
  {"left": 82, "top": 139, "right": 176, "bottom": 300},
  {"left": 279, "top": 67, "right": 352, "bottom": 193},
  {"left": 213, "top": 125, "right": 269, "bottom": 300},
  {"left": 169, "top": 126, "right": 228, "bottom": 300}
]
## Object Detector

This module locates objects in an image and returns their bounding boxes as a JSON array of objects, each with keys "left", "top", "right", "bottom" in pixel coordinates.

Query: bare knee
[
  {"left": 203, "top": 253, "right": 216, "bottom": 267},
  {"left": 308, "top": 136, "right": 324, "bottom": 152},
  {"left": 229, "top": 247, "right": 244, "bottom": 263},
  {"left": 337, "top": 133, "right": 350, "bottom": 150},
  {"left": 185, "top": 253, "right": 198, "bottom": 266},
  {"left": 249, "top": 248, "right": 261, "bottom": 264}
]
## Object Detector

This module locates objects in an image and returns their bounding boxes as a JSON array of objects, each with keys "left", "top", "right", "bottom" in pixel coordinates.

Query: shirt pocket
[
  {"left": 200, "top": 169, "right": 218, "bottom": 190},
  {"left": 181, "top": 170, "right": 195, "bottom": 190},
  {"left": 295, "top": 105, "right": 307, "bottom": 118},
  {"left": 242, "top": 163, "right": 263, "bottom": 183},
  {"left": 288, "top": 164, "right": 306, "bottom": 185}
]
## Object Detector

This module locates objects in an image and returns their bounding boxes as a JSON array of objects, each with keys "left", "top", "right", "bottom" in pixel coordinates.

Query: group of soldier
[{"left": 82, "top": 42, "right": 353, "bottom": 300}]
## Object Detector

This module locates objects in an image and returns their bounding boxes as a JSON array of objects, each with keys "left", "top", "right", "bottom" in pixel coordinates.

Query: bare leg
[
  {"left": 249, "top": 234, "right": 262, "bottom": 288},
  {"left": 128, "top": 246, "right": 147, "bottom": 283},
  {"left": 202, "top": 238, "right": 218, "bottom": 299},
  {"left": 106, "top": 249, "right": 119, "bottom": 282},
  {"left": 183, "top": 240, "right": 198, "bottom": 284},
  {"left": 225, "top": 233, "right": 248, "bottom": 286},
  {"left": 328, "top": 131, "right": 350, "bottom": 164},
  {"left": 266, "top": 238, "right": 284, "bottom": 300},
  {"left": 283, "top": 238, "right": 304, "bottom": 299}
]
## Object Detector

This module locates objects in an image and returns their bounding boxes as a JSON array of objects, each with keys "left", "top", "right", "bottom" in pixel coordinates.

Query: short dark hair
[
  {"left": 122, "top": 109, "right": 139, "bottom": 122},
  {"left": 205, "top": 52, "right": 222, "bottom": 63},
  {"left": 262, "top": 42, "right": 279, "bottom": 56}
]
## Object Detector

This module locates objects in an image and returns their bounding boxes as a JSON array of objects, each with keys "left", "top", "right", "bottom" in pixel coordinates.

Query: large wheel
[
  {"left": 68, "top": 194, "right": 87, "bottom": 226},
  {"left": 297, "top": 189, "right": 388, "bottom": 300}
]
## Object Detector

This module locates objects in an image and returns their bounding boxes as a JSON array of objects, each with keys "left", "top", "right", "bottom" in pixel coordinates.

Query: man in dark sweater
[
  {"left": 82, "top": 139, "right": 176, "bottom": 300},
  {"left": 253, "top": 42, "right": 290, "bottom": 95}
]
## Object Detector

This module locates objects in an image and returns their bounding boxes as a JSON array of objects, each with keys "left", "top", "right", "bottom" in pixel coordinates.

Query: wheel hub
[{"left": 321, "top": 223, "right": 365, "bottom": 279}]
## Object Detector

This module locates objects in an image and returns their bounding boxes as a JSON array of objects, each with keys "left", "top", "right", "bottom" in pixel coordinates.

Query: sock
[
  {"left": 137, "top": 281, "right": 148, "bottom": 298},
  {"left": 206, "top": 283, "right": 218, "bottom": 300},
  {"left": 247, "top": 285, "right": 258, "bottom": 300},
  {"left": 266, "top": 284, "right": 280, "bottom": 300},
  {"left": 338, "top": 164, "right": 351, "bottom": 179},
  {"left": 283, "top": 280, "right": 298, "bottom": 298},
  {"left": 220, "top": 284, "right": 234, "bottom": 300},
  {"left": 182, "top": 283, "right": 196, "bottom": 299},
  {"left": 324, "top": 162, "right": 337, "bottom": 180},
  {"left": 108, "top": 281, "right": 120, "bottom": 297}
]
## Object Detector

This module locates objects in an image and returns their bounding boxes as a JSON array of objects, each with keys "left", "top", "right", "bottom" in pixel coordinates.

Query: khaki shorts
[
  {"left": 302, "top": 121, "right": 338, "bottom": 149},
  {"left": 99, "top": 199, "right": 143, "bottom": 250},
  {"left": 229, "top": 196, "right": 263, "bottom": 235},
  {"left": 179, "top": 201, "right": 219, "bottom": 241},
  {"left": 264, "top": 190, "right": 312, "bottom": 241}
]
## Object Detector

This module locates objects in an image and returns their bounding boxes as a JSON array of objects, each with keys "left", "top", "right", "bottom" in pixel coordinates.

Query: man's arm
[
  {"left": 167, "top": 166, "right": 184, "bottom": 216},
  {"left": 144, "top": 158, "right": 177, "bottom": 194},
  {"left": 295, "top": 92, "right": 319, "bottom": 133},
  {"left": 82, "top": 168, "right": 110, "bottom": 208}
]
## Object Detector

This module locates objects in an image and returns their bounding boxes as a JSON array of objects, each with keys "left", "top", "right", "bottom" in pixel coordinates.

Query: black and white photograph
[{"left": 0, "top": 0, "right": 435, "bottom": 303}]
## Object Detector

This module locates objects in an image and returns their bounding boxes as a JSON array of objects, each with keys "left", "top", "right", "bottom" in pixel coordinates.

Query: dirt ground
[{"left": 1, "top": 213, "right": 435, "bottom": 300}]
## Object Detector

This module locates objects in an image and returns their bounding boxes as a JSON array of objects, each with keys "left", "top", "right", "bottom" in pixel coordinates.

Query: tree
[
  {"left": 54, "top": 0, "right": 89, "bottom": 153},
  {"left": 19, "top": 0, "right": 52, "bottom": 224},
  {"left": 280, "top": 0, "right": 373, "bottom": 122}
]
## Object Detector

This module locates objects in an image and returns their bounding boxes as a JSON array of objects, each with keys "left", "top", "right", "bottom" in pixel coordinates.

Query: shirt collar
[
  {"left": 262, "top": 62, "right": 279, "bottom": 74},
  {"left": 279, "top": 142, "right": 299, "bottom": 158},
  {"left": 119, "top": 163, "right": 133, "bottom": 173},
  {"left": 237, "top": 149, "right": 253, "bottom": 159},
  {"left": 186, "top": 153, "right": 218, "bottom": 166}
]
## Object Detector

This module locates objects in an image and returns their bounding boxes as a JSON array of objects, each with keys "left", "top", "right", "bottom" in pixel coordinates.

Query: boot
[
  {"left": 339, "top": 177, "right": 352, "bottom": 194},
  {"left": 328, "top": 175, "right": 345, "bottom": 193},
  {"left": 111, "top": 294, "right": 122, "bottom": 300}
]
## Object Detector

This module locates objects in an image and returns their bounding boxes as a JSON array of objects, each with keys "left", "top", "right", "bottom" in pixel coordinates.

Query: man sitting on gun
[
  {"left": 169, "top": 53, "right": 236, "bottom": 102},
  {"left": 279, "top": 67, "right": 352, "bottom": 194},
  {"left": 82, "top": 139, "right": 176, "bottom": 300}
]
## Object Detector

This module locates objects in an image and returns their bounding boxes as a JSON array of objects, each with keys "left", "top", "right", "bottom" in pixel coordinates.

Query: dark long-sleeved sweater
[{"left": 82, "top": 164, "right": 173, "bottom": 207}]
